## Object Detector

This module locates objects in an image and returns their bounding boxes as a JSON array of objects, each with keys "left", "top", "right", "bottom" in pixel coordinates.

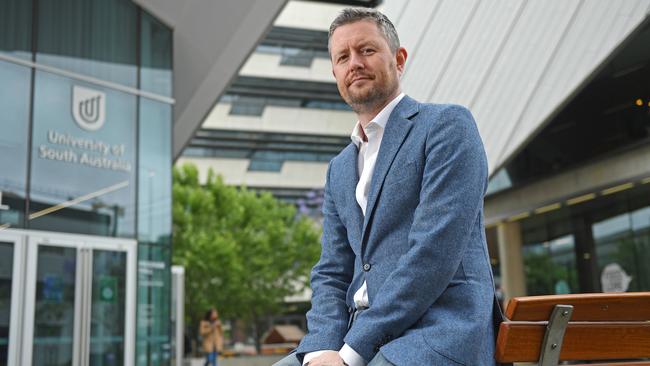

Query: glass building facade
[
  {"left": 486, "top": 17, "right": 650, "bottom": 297},
  {"left": 517, "top": 182, "right": 650, "bottom": 295},
  {"left": 0, "top": 0, "right": 173, "bottom": 364}
]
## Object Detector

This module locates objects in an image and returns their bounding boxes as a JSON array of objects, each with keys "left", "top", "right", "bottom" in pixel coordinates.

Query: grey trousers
[{"left": 272, "top": 351, "right": 394, "bottom": 366}]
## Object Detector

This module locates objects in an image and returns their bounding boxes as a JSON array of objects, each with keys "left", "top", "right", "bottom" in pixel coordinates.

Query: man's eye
[
  {"left": 338, "top": 55, "right": 348, "bottom": 63},
  {"left": 362, "top": 48, "right": 375, "bottom": 55}
]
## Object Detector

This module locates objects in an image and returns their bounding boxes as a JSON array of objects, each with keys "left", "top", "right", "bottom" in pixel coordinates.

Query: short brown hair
[{"left": 328, "top": 8, "right": 400, "bottom": 54}]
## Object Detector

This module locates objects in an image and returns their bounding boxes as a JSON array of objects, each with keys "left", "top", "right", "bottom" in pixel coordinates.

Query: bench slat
[
  {"left": 572, "top": 363, "right": 650, "bottom": 366},
  {"left": 505, "top": 293, "right": 650, "bottom": 321},
  {"left": 495, "top": 321, "right": 650, "bottom": 362}
]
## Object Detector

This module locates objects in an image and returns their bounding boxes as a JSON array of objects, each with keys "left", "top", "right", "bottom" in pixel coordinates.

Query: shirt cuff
[
  {"left": 339, "top": 344, "right": 366, "bottom": 366},
  {"left": 303, "top": 350, "right": 332, "bottom": 365}
]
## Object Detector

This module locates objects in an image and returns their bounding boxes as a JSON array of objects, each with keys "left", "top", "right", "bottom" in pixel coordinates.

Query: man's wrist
[
  {"left": 339, "top": 343, "right": 366, "bottom": 366},
  {"left": 302, "top": 350, "right": 334, "bottom": 366}
]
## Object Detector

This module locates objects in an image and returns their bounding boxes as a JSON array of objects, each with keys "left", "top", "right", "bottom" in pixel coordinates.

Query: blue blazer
[{"left": 297, "top": 96, "right": 497, "bottom": 365}]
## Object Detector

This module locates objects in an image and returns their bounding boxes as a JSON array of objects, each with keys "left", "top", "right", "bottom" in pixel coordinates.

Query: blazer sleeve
[
  {"left": 343, "top": 105, "right": 488, "bottom": 361},
  {"left": 297, "top": 161, "right": 357, "bottom": 355}
]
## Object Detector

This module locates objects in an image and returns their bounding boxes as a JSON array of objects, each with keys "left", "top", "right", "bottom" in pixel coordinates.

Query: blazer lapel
[
  {"left": 338, "top": 144, "right": 364, "bottom": 249},
  {"left": 361, "top": 96, "right": 419, "bottom": 248}
]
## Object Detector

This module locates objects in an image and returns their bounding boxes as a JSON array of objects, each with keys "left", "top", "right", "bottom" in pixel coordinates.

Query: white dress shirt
[{"left": 303, "top": 93, "right": 405, "bottom": 366}]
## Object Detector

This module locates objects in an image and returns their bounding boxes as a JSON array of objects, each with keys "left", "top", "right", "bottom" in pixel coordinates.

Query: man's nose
[{"left": 349, "top": 52, "right": 364, "bottom": 71}]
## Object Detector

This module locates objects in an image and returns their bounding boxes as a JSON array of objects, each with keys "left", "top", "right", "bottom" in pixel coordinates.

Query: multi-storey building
[
  {"left": 384, "top": 0, "right": 650, "bottom": 299},
  {"left": 178, "top": 1, "right": 361, "bottom": 216},
  {"left": 181, "top": 0, "right": 650, "bottom": 304},
  {"left": 177, "top": 0, "right": 382, "bottom": 335},
  {"left": 0, "top": 0, "right": 287, "bottom": 365}
]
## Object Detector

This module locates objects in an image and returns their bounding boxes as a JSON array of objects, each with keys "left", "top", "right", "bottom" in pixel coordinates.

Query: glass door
[
  {"left": 0, "top": 241, "right": 15, "bottom": 366},
  {"left": 89, "top": 249, "right": 127, "bottom": 365},
  {"left": 0, "top": 231, "right": 25, "bottom": 366},
  {"left": 22, "top": 233, "right": 135, "bottom": 366},
  {"left": 32, "top": 244, "right": 77, "bottom": 366}
]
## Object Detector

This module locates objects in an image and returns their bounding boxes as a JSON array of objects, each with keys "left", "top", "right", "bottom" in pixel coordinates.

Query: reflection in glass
[
  {"left": 136, "top": 245, "right": 171, "bottom": 366},
  {"left": 0, "top": 243, "right": 13, "bottom": 366},
  {"left": 486, "top": 168, "right": 513, "bottom": 196},
  {"left": 0, "top": 0, "right": 32, "bottom": 59},
  {"left": 29, "top": 71, "right": 136, "bottom": 237},
  {"left": 33, "top": 246, "right": 77, "bottom": 366},
  {"left": 593, "top": 207, "right": 650, "bottom": 292},
  {"left": 0, "top": 61, "right": 31, "bottom": 229},
  {"left": 523, "top": 235, "right": 578, "bottom": 295},
  {"left": 138, "top": 100, "right": 172, "bottom": 246},
  {"left": 36, "top": 0, "right": 138, "bottom": 87},
  {"left": 631, "top": 206, "right": 650, "bottom": 291},
  {"left": 140, "top": 11, "right": 172, "bottom": 97},
  {"left": 90, "top": 250, "right": 126, "bottom": 366}
]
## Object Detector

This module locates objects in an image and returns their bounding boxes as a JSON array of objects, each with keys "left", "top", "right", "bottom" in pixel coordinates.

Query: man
[{"left": 274, "top": 8, "right": 497, "bottom": 366}]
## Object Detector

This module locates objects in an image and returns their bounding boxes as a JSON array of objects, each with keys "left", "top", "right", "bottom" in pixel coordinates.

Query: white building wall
[
  {"left": 239, "top": 53, "right": 335, "bottom": 83},
  {"left": 204, "top": 103, "right": 354, "bottom": 136},
  {"left": 384, "top": 0, "right": 650, "bottom": 175},
  {"left": 274, "top": 0, "right": 344, "bottom": 31},
  {"left": 176, "top": 157, "right": 329, "bottom": 189}
]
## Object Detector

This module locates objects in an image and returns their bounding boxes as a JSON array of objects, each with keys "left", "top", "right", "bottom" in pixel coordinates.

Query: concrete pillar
[{"left": 497, "top": 221, "right": 527, "bottom": 301}]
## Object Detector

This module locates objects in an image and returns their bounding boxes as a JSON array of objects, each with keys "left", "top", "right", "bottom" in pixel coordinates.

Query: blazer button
[{"left": 363, "top": 263, "right": 371, "bottom": 271}]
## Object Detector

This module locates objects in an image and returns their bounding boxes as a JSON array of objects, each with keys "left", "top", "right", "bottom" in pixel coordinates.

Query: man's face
[{"left": 329, "top": 20, "right": 406, "bottom": 113}]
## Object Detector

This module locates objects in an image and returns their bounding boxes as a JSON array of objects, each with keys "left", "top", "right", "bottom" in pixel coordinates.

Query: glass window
[
  {"left": 256, "top": 44, "right": 283, "bottom": 55},
  {"left": 259, "top": 26, "right": 329, "bottom": 56},
  {"left": 36, "top": 0, "right": 138, "bottom": 87},
  {"left": 230, "top": 97, "right": 266, "bottom": 116},
  {"left": 138, "top": 99, "right": 172, "bottom": 246},
  {"left": 0, "top": 0, "right": 32, "bottom": 59},
  {"left": 140, "top": 11, "right": 172, "bottom": 97},
  {"left": 182, "top": 147, "right": 250, "bottom": 159},
  {"left": 486, "top": 168, "right": 513, "bottom": 196},
  {"left": 302, "top": 100, "right": 351, "bottom": 111},
  {"left": 0, "top": 242, "right": 14, "bottom": 366},
  {"left": 136, "top": 244, "right": 171, "bottom": 366},
  {"left": 593, "top": 207, "right": 650, "bottom": 292},
  {"left": 221, "top": 93, "right": 350, "bottom": 113},
  {"left": 248, "top": 159, "right": 284, "bottom": 172},
  {"left": 270, "top": 98, "right": 302, "bottom": 108},
  {"left": 523, "top": 235, "right": 579, "bottom": 295},
  {"left": 90, "top": 250, "right": 127, "bottom": 365},
  {"left": 0, "top": 60, "right": 31, "bottom": 229},
  {"left": 630, "top": 205, "right": 650, "bottom": 291},
  {"left": 29, "top": 70, "right": 136, "bottom": 237},
  {"left": 279, "top": 48, "right": 315, "bottom": 67},
  {"left": 33, "top": 245, "right": 77, "bottom": 366}
]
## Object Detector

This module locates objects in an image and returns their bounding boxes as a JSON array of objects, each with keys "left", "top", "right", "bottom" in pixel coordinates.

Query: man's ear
[{"left": 396, "top": 47, "right": 408, "bottom": 75}]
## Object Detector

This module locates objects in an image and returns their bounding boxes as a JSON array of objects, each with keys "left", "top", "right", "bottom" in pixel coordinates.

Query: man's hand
[{"left": 306, "top": 350, "right": 347, "bottom": 366}]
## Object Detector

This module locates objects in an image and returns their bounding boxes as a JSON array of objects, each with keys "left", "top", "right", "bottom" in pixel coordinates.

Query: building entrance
[{"left": 0, "top": 230, "right": 135, "bottom": 366}]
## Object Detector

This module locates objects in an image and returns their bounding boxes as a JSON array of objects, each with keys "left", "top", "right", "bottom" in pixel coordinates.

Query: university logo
[{"left": 72, "top": 85, "right": 106, "bottom": 131}]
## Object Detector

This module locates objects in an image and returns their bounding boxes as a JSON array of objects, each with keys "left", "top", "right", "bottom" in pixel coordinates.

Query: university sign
[
  {"left": 35, "top": 84, "right": 132, "bottom": 173},
  {"left": 72, "top": 85, "right": 106, "bottom": 131}
]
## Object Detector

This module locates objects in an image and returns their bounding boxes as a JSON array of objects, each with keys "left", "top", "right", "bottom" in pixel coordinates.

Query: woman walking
[{"left": 200, "top": 308, "right": 224, "bottom": 366}]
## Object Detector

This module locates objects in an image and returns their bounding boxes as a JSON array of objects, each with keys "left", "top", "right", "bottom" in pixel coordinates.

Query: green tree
[
  {"left": 172, "top": 164, "right": 321, "bottom": 351},
  {"left": 524, "top": 252, "right": 572, "bottom": 295}
]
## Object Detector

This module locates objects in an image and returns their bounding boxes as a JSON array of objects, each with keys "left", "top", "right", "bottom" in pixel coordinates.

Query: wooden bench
[{"left": 495, "top": 292, "right": 650, "bottom": 366}]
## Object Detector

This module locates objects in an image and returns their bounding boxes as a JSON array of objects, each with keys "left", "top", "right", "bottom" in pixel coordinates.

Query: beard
[{"left": 342, "top": 72, "right": 399, "bottom": 115}]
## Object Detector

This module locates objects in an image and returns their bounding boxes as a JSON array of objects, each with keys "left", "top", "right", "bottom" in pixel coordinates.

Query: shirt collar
[{"left": 350, "top": 93, "right": 405, "bottom": 148}]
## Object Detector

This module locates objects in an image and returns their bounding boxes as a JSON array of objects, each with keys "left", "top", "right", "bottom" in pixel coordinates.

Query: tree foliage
[
  {"left": 524, "top": 252, "right": 577, "bottom": 295},
  {"left": 172, "top": 164, "right": 321, "bottom": 342}
]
